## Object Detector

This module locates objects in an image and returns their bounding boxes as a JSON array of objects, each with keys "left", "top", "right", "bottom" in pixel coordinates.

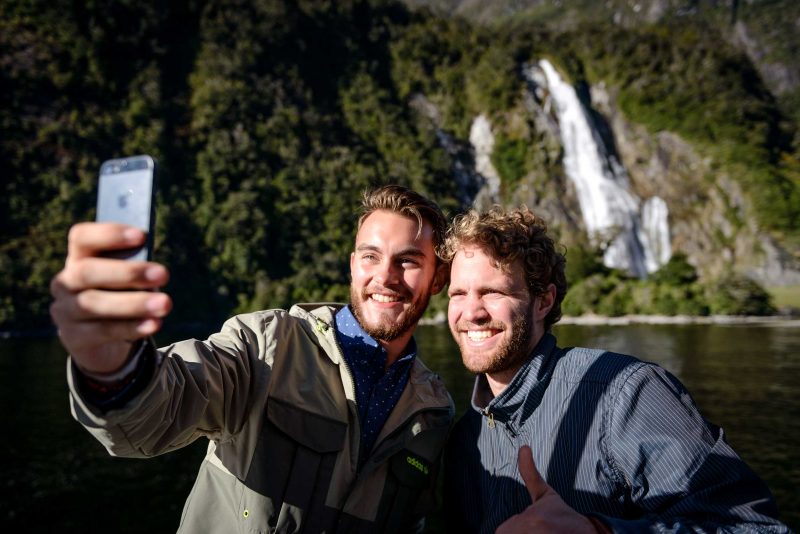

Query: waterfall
[
  {"left": 641, "top": 196, "right": 672, "bottom": 272},
  {"left": 532, "top": 59, "right": 670, "bottom": 277},
  {"left": 468, "top": 114, "right": 501, "bottom": 204}
]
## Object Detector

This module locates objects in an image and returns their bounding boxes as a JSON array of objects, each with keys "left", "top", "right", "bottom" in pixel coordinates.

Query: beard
[
  {"left": 454, "top": 305, "right": 534, "bottom": 375},
  {"left": 349, "top": 284, "right": 431, "bottom": 342}
]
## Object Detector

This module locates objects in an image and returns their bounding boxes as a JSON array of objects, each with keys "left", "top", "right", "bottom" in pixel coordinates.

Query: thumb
[{"left": 518, "top": 445, "right": 547, "bottom": 503}]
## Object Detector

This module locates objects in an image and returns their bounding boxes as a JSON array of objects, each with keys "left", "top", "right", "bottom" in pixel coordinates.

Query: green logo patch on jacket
[
  {"left": 406, "top": 455, "right": 429, "bottom": 475},
  {"left": 390, "top": 450, "right": 431, "bottom": 488}
]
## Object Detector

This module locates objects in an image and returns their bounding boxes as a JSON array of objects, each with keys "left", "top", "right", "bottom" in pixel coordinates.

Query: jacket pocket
[
  {"left": 371, "top": 449, "right": 433, "bottom": 534},
  {"left": 243, "top": 397, "right": 347, "bottom": 533}
]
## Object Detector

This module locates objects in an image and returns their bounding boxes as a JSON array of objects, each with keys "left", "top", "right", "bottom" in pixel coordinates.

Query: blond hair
[{"left": 358, "top": 185, "right": 448, "bottom": 264}]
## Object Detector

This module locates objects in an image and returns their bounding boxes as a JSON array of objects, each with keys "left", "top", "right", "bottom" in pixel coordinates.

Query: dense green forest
[{"left": 2, "top": 0, "right": 798, "bottom": 331}]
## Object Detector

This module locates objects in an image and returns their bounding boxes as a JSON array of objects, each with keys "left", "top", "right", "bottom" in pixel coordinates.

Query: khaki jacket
[{"left": 68, "top": 304, "right": 454, "bottom": 533}]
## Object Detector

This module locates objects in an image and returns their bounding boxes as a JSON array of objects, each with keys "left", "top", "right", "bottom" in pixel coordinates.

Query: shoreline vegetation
[
  {"left": 6, "top": 311, "right": 800, "bottom": 340},
  {"left": 418, "top": 311, "right": 800, "bottom": 327},
  {"left": 557, "top": 314, "right": 800, "bottom": 327}
]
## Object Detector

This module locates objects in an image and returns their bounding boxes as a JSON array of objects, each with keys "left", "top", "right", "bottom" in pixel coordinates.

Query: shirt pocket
[{"left": 242, "top": 397, "right": 347, "bottom": 533}]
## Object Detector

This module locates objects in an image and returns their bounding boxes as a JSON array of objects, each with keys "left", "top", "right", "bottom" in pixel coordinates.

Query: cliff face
[
  {"left": 404, "top": 0, "right": 800, "bottom": 121},
  {"left": 589, "top": 82, "right": 800, "bottom": 285},
  {"left": 401, "top": 0, "right": 800, "bottom": 286},
  {"left": 436, "top": 76, "right": 800, "bottom": 286}
]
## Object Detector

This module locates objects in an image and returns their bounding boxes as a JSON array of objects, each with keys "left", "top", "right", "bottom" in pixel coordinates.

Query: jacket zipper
[
  {"left": 482, "top": 407, "right": 496, "bottom": 428},
  {"left": 330, "top": 329, "right": 362, "bottom": 466}
]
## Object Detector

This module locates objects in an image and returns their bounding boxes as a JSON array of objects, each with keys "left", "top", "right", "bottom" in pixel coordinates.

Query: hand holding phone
[
  {"left": 49, "top": 154, "right": 169, "bottom": 375},
  {"left": 96, "top": 155, "right": 156, "bottom": 261}
]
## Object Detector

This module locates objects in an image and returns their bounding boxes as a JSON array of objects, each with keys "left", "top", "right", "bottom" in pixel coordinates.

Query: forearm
[
  {"left": 68, "top": 313, "right": 274, "bottom": 457},
  {"left": 607, "top": 366, "right": 787, "bottom": 532}
]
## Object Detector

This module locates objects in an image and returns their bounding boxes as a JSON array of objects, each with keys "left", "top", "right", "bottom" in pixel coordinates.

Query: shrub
[
  {"left": 649, "top": 253, "right": 698, "bottom": 285},
  {"left": 705, "top": 273, "right": 776, "bottom": 315}
]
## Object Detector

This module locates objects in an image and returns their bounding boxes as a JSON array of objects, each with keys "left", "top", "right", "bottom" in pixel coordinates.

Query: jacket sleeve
[
  {"left": 68, "top": 311, "right": 281, "bottom": 458},
  {"left": 598, "top": 364, "right": 789, "bottom": 533}
]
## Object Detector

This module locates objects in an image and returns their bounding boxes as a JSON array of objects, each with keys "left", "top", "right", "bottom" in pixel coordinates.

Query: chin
[{"left": 460, "top": 349, "right": 496, "bottom": 375}]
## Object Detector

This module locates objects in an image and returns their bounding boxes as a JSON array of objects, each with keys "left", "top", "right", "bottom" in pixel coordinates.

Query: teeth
[
  {"left": 467, "top": 330, "right": 493, "bottom": 341},
  {"left": 371, "top": 294, "right": 400, "bottom": 303}
]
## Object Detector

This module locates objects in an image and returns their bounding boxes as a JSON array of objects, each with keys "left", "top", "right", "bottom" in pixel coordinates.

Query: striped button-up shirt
[{"left": 444, "top": 333, "right": 787, "bottom": 532}]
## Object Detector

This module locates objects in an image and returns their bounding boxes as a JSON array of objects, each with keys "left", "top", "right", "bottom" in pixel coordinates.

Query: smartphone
[{"left": 96, "top": 155, "right": 156, "bottom": 261}]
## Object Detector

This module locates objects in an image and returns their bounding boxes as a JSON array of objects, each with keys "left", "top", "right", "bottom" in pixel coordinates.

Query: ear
[
  {"left": 349, "top": 251, "right": 355, "bottom": 274},
  {"left": 535, "top": 283, "right": 556, "bottom": 321},
  {"left": 431, "top": 262, "right": 449, "bottom": 295}
]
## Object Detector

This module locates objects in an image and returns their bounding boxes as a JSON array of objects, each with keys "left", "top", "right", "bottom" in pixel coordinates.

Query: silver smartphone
[{"left": 96, "top": 155, "right": 156, "bottom": 261}]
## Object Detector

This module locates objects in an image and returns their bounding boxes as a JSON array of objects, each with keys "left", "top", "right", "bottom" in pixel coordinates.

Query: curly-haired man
[{"left": 442, "top": 206, "right": 787, "bottom": 533}]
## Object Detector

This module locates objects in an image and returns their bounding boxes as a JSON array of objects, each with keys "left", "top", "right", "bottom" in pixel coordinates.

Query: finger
[
  {"left": 66, "top": 222, "right": 146, "bottom": 262},
  {"left": 55, "top": 290, "right": 172, "bottom": 322},
  {"left": 53, "top": 258, "right": 169, "bottom": 293},
  {"left": 56, "top": 317, "right": 163, "bottom": 353},
  {"left": 518, "top": 445, "right": 548, "bottom": 503}
]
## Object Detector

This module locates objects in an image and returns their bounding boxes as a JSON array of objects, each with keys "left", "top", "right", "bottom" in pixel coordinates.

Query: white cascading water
[
  {"left": 469, "top": 114, "right": 501, "bottom": 203},
  {"left": 641, "top": 196, "right": 672, "bottom": 273},
  {"left": 533, "top": 59, "right": 671, "bottom": 277}
]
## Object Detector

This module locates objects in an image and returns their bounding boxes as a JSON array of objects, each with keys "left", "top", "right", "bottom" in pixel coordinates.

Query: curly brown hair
[
  {"left": 443, "top": 206, "right": 567, "bottom": 330},
  {"left": 358, "top": 185, "right": 448, "bottom": 264}
]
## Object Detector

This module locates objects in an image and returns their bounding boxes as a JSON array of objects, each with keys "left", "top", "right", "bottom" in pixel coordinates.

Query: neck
[
  {"left": 378, "top": 329, "right": 415, "bottom": 370},
  {"left": 485, "top": 363, "right": 524, "bottom": 397}
]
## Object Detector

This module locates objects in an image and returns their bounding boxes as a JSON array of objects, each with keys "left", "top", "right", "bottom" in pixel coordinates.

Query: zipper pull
[{"left": 483, "top": 408, "right": 495, "bottom": 429}]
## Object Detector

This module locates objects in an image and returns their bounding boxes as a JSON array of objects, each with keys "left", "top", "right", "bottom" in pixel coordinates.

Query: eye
[
  {"left": 361, "top": 253, "right": 379, "bottom": 262},
  {"left": 399, "top": 257, "right": 420, "bottom": 267}
]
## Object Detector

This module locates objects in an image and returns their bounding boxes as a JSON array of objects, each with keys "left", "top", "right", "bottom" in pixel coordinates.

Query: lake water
[{"left": 2, "top": 322, "right": 798, "bottom": 531}]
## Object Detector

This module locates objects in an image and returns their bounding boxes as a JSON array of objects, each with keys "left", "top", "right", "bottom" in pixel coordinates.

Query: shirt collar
[{"left": 334, "top": 305, "right": 418, "bottom": 363}]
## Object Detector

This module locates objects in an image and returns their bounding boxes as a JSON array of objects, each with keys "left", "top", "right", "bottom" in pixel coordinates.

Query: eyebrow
[{"left": 355, "top": 244, "right": 428, "bottom": 258}]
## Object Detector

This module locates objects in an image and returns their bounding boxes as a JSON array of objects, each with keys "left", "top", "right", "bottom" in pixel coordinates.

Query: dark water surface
[{"left": 2, "top": 323, "right": 798, "bottom": 531}]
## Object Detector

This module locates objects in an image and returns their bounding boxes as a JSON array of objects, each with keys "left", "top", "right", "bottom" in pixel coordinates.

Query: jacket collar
[
  {"left": 470, "top": 332, "right": 559, "bottom": 427},
  {"left": 289, "top": 303, "right": 446, "bottom": 406}
]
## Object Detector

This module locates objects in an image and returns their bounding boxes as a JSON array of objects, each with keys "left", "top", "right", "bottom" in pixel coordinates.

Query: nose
[
  {"left": 373, "top": 258, "right": 401, "bottom": 287},
  {"left": 459, "top": 293, "right": 489, "bottom": 324}
]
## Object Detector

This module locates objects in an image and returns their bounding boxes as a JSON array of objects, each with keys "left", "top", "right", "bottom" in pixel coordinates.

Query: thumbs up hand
[{"left": 495, "top": 446, "right": 601, "bottom": 534}]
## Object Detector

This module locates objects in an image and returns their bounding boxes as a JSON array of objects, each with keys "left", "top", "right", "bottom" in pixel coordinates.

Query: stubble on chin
[
  {"left": 457, "top": 314, "right": 532, "bottom": 375},
  {"left": 349, "top": 286, "right": 428, "bottom": 342}
]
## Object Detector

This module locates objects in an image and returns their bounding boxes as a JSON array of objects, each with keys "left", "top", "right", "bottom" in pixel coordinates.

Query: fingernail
[
  {"left": 146, "top": 296, "right": 166, "bottom": 313},
  {"left": 144, "top": 265, "right": 165, "bottom": 281},
  {"left": 123, "top": 228, "right": 144, "bottom": 243},
  {"left": 137, "top": 318, "right": 160, "bottom": 334}
]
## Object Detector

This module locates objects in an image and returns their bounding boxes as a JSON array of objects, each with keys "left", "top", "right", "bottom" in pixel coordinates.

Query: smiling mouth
[
  {"left": 371, "top": 293, "right": 402, "bottom": 303},
  {"left": 465, "top": 328, "right": 501, "bottom": 341}
]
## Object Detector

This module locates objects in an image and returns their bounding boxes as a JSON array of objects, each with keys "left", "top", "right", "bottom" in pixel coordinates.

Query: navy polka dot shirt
[{"left": 334, "top": 305, "right": 416, "bottom": 463}]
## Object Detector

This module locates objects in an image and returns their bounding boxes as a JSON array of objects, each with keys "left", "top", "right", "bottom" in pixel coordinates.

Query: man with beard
[
  {"left": 50, "top": 185, "right": 454, "bottom": 533},
  {"left": 442, "top": 207, "right": 788, "bottom": 533}
]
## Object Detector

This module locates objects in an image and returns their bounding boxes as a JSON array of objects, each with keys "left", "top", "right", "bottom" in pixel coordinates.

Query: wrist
[
  {"left": 75, "top": 337, "right": 158, "bottom": 412},
  {"left": 80, "top": 341, "right": 146, "bottom": 385},
  {"left": 77, "top": 339, "right": 152, "bottom": 403}
]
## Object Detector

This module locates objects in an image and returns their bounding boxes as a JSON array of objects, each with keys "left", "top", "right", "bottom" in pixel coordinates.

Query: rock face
[
  {"left": 404, "top": 0, "right": 800, "bottom": 119},
  {"left": 415, "top": 66, "right": 800, "bottom": 286},
  {"left": 402, "top": 0, "right": 800, "bottom": 285},
  {"left": 590, "top": 81, "right": 800, "bottom": 285}
]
